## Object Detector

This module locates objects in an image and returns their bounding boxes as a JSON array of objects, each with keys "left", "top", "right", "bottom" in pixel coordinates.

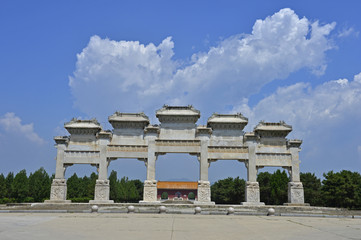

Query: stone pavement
[{"left": 0, "top": 213, "right": 360, "bottom": 240}]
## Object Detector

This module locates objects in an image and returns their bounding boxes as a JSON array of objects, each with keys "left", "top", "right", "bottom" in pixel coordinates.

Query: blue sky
[{"left": 0, "top": 0, "right": 360, "bottom": 182}]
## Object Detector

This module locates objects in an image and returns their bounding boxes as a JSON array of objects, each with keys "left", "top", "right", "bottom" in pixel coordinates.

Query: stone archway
[{"left": 47, "top": 105, "right": 305, "bottom": 206}]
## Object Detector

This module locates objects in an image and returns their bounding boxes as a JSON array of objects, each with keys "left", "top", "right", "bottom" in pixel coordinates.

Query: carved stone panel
[
  {"left": 143, "top": 180, "right": 157, "bottom": 202},
  {"left": 94, "top": 180, "right": 110, "bottom": 201},
  {"left": 197, "top": 181, "right": 211, "bottom": 202},
  {"left": 245, "top": 181, "right": 260, "bottom": 203},
  {"left": 288, "top": 182, "right": 305, "bottom": 204},
  {"left": 50, "top": 179, "right": 67, "bottom": 201}
]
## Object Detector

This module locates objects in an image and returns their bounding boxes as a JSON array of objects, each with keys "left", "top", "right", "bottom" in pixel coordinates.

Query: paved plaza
[{"left": 0, "top": 213, "right": 360, "bottom": 240}]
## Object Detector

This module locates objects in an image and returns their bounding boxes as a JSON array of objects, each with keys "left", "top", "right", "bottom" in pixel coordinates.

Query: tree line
[
  {"left": 211, "top": 169, "right": 361, "bottom": 209},
  {"left": 0, "top": 168, "right": 360, "bottom": 209},
  {"left": 0, "top": 168, "right": 143, "bottom": 203}
]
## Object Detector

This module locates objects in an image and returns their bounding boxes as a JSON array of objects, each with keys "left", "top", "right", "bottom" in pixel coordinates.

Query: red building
[{"left": 157, "top": 181, "right": 198, "bottom": 201}]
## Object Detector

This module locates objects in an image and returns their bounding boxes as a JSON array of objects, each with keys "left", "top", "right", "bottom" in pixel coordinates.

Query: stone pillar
[
  {"left": 140, "top": 139, "right": 159, "bottom": 203},
  {"left": 242, "top": 135, "right": 264, "bottom": 205},
  {"left": 90, "top": 132, "right": 114, "bottom": 203},
  {"left": 286, "top": 140, "right": 305, "bottom": 205},
  {"left": 196, "top": 139, "right": 213, "bottom": 204},
  {"left": 46, "top": 137, "right": 71, "bottom": 203}
]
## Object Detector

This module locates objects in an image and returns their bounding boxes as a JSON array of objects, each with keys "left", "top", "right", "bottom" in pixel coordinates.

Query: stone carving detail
[
  {"left": 256, "top": 153, "right": 291, "bottom": 160},
  {"left": 197, "top": 181, "right": 211, "bottom": 202},
  {"left": 155, "top": 140, "right": 201, "bottom": 146},
  {"left": 288, "top": 182, "right": 304, "bottom": 204},
  {"left": 64, "top": 151, "right": 100, "bottom": 158},
  {"left": 143, "top": 180, "right": 157, "bottom": 202},
  {"left": 245, "top": 181, "right": 260, "bottom": 203},
  {"left": 208, "top": 146, "right": 248, "bottom": 153},
  {"left": 50, "top": 179, "right": 67, "bottom": 201},
  {"left": 108, "top": 145, "right": 148, "bottom": 152},
  {"left": 94, "top": 180, "right": 110, "bottom": 201}
]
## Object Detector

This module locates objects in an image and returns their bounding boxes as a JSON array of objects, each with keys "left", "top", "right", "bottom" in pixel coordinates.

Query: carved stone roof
[
  {"left": 207, "top": 113, "right": 248, "bottom": 130},
  {"left": 64, "top": 118, "right": 102, "bottom": 135},
  {"left": 156, "top": 105, "right": 200, "bottom": 123},
  {"left": 108, "top": 112, "right": 150, "bottom": 129},
  {"left": 65, "top": 118, "right": 101, "bottom": 129},
  {"left": 254, "top": 121, "right": 292, "bottom": 138},
  {"left": 287, "top": 139, "right": 302, "bottom": 148}
]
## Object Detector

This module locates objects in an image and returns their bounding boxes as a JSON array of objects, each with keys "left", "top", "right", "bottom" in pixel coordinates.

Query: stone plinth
[
  {"left": 242, "top": 181, "right": 264, "bottom": 206},
  {"left": 288, "top": 182, "right": 304, "bottom": 204},
  {"left": 89, "top": 180, "right": 114, "bottom": 204},
  {"left": 139, "top": 180, "right": 159, "bottom": 203},
  {"left": 45, "top": 179, "right": 71, "bottom": 203},
  {"left": 195, "top": 181, "right": 215, "bottom": 205}
]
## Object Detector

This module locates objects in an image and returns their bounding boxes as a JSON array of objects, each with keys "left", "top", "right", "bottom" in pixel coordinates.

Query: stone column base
[
  {"left": 241, "top": 181, "right": 264, "bottom": 205},
  {"left": 46, "top": 179, "right": 71, "bottom": 203},
  {"left": 89, "top": 180, "right": 114, "bottom": 203},
  {"left": 288, "top": 182, "right": 305, "bottom": 204},
  {"left": 196, "top": 180, "right": 214, "bottom": 204},
  {"left": 140, "top": 180, "right": 158, "bottom": 203}
]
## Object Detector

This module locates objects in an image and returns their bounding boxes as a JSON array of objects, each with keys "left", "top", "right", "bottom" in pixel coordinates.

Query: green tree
[
  {"left": 12, "top": 170, "right": 29, "bottom": 202},
  {"left": 118, "top": 177, "right": 139, "bottom": 203},
  {"left": 67, "top": 173, "right": 81, "bottom": 199},
  {"left": 131, "top": 179, "right": 143, "bottom": 200},
  {"left": 79, "top": 176, "right": 90, "bottom": 197},
  {"left": 269, "top": 170, "right": 288, "bottom": 205},
  {"left": 258, "top": 172, "right": 272, "bottom": 204},
  {"left": 322, "top": 170, "right": 361, "bottom": 209},
  {"left": 188, "top": 192, "right": 195, "bottom": 200},
  {"left": 0, "top": 174, "right": 6, "bottom": 198},
  {"left": 258, "top": 170, "right": 289, "bottom": 205},
  {"left": 300, "top": 172, "right": 323, "bottom": 206},
  {"left": 28, "top": 167, "right": 51, "bottom": 202},
  {"left": 211, "top": 177, "right": 245, "bottom": 204},
  {"left": 5, "top": 172, "right": 14, "bottom": 198},
  {"left": 87, "top": 172, "right": 98, "bottom": 198},
  {"left": 109, "top": 170, "right": 119, "bottom": 201}
]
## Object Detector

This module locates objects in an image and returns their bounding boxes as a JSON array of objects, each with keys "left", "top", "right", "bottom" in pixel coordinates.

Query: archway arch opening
[
  {"left": 257, "top": 167, "right": 289, "bottom": 205},
  {"left": 64, "top": 164, "right": 97, "bottom": 202}
]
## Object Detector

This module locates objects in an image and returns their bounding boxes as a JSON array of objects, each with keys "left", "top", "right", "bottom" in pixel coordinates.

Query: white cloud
[
  {"left": 0, "top": 113, "right": 45, "bottom": 145},
  {"left": 337, "top": 27, "right": 359, "bottom": 38},
  {"left": 234, "top": 72, "right": 361, "bottom": 174},
  {"left": 69, "top": 36, "right": 177, "bottom": 118},
  {"left": 235, "top": 73, "right": 361, "bottom": 135},
  {"left": 69, "top": 8, "right": 336, "bottom": 119}
]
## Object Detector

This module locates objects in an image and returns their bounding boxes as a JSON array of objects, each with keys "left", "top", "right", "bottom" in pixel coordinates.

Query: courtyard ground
[{"left": 0, "top": 212, "right": 360, "bottom": 240}]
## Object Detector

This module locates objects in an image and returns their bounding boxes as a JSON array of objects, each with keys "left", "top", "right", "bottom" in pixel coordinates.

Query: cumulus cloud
[
  {"left": 0, "top": 113, "right": 45, "bottom": 145},
  {"left": 234, "top": 72, "right": 361, "bottom": 174},
  {"left": 236, "top": 72, "right": 361, "bottom": 134},
  {"left": 69, "top": 8, "right": 336, "bottom": 119}
]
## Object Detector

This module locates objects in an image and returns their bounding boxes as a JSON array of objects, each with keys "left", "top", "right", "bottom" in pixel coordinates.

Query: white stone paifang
[{"left": 51, "top": 105, "right": 304, "bottom": 205}]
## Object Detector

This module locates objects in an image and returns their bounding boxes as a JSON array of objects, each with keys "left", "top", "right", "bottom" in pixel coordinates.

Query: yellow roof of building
[{"left": 157, "top": 181, "right": 198, "bottom": 190}]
